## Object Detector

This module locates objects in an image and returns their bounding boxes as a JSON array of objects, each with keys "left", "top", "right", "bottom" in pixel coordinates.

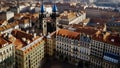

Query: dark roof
[
  {"left": 40, "top": 4, "right": 45, "bottom": 13},
  {"left": 52, "top": 4, "right": 58, "bottom": 12}
]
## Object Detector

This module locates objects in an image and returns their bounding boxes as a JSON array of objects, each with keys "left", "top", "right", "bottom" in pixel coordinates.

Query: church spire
[
  {"left": 52, "top": 4, "right": 58, "bottom": 13},
  {"left": 40, "top": 0, "right": 45, "bottom": 14},
  {"left": 50, "top": 0, "right": 60, "bottom": 31},
  {"left": 52, "top": 0, "right": 58, "bottom": 13}
]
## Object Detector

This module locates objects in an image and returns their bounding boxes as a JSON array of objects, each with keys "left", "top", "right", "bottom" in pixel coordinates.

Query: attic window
[{"left": 111, "top": 39, "right": 114, "bottom": 42}]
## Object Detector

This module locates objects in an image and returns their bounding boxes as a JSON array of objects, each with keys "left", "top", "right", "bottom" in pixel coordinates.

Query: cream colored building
[
  {"left": 56, "top": 29, "right": 80, "bottom": 65},
  {"left": 56, "top": 24, "right": 120, "bottom": 68},
  {"left": 59, "top": 11, "right": 86, "bottom": 25},
  {"left": 0, "top": 37, "right": 15, "bottom": 68},
  {"left": 46, "top": 32, "right": 56, "bottom": 56},
  {"left": 11, "top": 29, "right": 45, "bottom": 68}
]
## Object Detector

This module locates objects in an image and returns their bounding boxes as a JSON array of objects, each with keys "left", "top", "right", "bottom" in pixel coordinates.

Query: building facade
[
  {"left": 56, "top": 29, "right": 80, "bottom": 65},
  {"left": 11, "top": 29, "right": 45, "bottom": 68},
  {"left": 59, "top": 11, "right": 86, "bottom": 25},
  {"left": 55, "top": 27, "right": 120, "bottom": 68},
  {"left": 79, "top": 33, "right": 91, "bottom": 62},
  {"left": 46, "top": 32, "right": 56, "bottom": 56},
  {"left": 0, "top": 37, "right": 15, "bottom": 68}
]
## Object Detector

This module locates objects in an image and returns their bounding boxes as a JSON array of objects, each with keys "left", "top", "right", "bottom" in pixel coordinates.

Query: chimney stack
[
  {"left": 26, "top": 30, "right": 29, "bottom": 34},
  {"left": 26, "top": 40, "right": 30, "bottom": 44},
  {"left": 22, "top": 37, "right": 26, "bottom": 42},
  {"left": 34, "top": 33, "right": 36, "bottom": 38},
  {"left": 103, "top": 32, "right": 110, "bottom": 41}
]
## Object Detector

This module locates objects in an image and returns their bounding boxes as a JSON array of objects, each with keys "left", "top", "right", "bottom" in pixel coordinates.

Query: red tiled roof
[
  {"left": 92, "top": 31, "right": 120, "bottom": 46},
  {"left": 11, "top": 29, "right": 34, "bottom": 40},
  {"left": 106, "top": 34, "right": 120, "bottom": 46},
  {"left": 56, "top": 29, "right": 80, "bottom": 39},
  {"left": 71, "top": 24, "right": 97, "bottom": 35}
]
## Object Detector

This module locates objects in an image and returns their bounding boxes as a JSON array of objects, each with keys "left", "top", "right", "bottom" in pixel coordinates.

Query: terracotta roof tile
[
  {"left": 57, "top": 29, "right": 80, "bottom": 39},
  {"left": 70, "top": 24, "right": 97, "bottom": 35},
  {"left": 92, "top": 31, "right": 120, "bottom": 46},
  {"left": 106, "top": 34, "right": 120, "bottom": 46},
  {"left": 11, "top": 29, "right": 34, "bottom": 40},
  {"left": 13, "top": 39, "right": 24, "bottom": 49}
]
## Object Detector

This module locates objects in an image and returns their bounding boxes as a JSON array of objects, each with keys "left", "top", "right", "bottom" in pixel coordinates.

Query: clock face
[{"left": 44, "top": 25, "right": 46, "bottom": 27}]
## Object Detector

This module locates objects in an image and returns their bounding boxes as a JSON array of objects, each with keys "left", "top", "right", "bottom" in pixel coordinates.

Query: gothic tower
[
  {"left": 50, "top": 2, "right": 59, "bottom": 31},
  {"left": 39, "top": 0, "right": 47, "bottom": 36},
  {"left": 39, "top": 0, "right": 59, "bottom": 36}
]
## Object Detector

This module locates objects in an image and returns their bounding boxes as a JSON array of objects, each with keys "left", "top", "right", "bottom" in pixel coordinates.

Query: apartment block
[
  {"left": 55, "top": 24, "right": 120, "bottom": 68},
  {"left": 59, "top": 11, "right": 86, "bottom": 25},
  {"left": 11, "top": 29, "right": 45, "bottom": 68},
  {"left": 0, "top": 37, "right": 15, "bottom": 68},
  {"left": 56, "top": 29, "right": 80, "bottom": 65}
]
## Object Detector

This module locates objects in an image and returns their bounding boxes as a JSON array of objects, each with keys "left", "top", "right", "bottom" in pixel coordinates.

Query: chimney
[
  {"left": 48, "top": 32, "right": 50, "bottom": 35},
  {"left": 3, "top": 33, "right": 7, "bottom": 38},
  {"left": 8, "top": 34, "right": 12, "bottom": 38},
  {"left": 34, "top": 33, "right": 36, "bottom": 38},
  {"left": 40, "top": 33, "right": 43, "bottom": 36},
  {"left": 26, "top": 40, "right": 30, "bottom": 44},
  {"left": 43, "top": 34, "right": 46, "bottom": 36},
  {"left": 103, "top": 32, "right": 110, "bottom": 41},
  {"left": 103, "top": 24, "right": 107, "bottom": 31},
  {"left": 95, "top": 31, "right": 101, "bottom": 37},
  {"left": 22, "top": 38, "right": 26, "bottom": 42},
  {"left": 26, "top": 30, "right": 29, "bottom": 34}
]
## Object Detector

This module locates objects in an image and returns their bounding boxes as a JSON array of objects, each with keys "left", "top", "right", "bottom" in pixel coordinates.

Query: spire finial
[
  {"left": 40, "top": 0, "right": 45, "bottom": 13},
  {"left": 52, "top": 0, "right": 58, "bottom": 13}
]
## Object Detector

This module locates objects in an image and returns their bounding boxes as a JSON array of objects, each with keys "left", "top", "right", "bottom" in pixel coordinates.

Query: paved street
[{"left": 41, "top": 58, "right": 77, "bottom": 68}]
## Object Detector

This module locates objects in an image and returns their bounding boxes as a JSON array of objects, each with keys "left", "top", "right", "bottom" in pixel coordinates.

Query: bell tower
[
  {"left": 39, "top": 0, "right": 59, "bottom": 36},
  {"left": 39, "top": 0, "right": 47, "bottom": 36}
]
